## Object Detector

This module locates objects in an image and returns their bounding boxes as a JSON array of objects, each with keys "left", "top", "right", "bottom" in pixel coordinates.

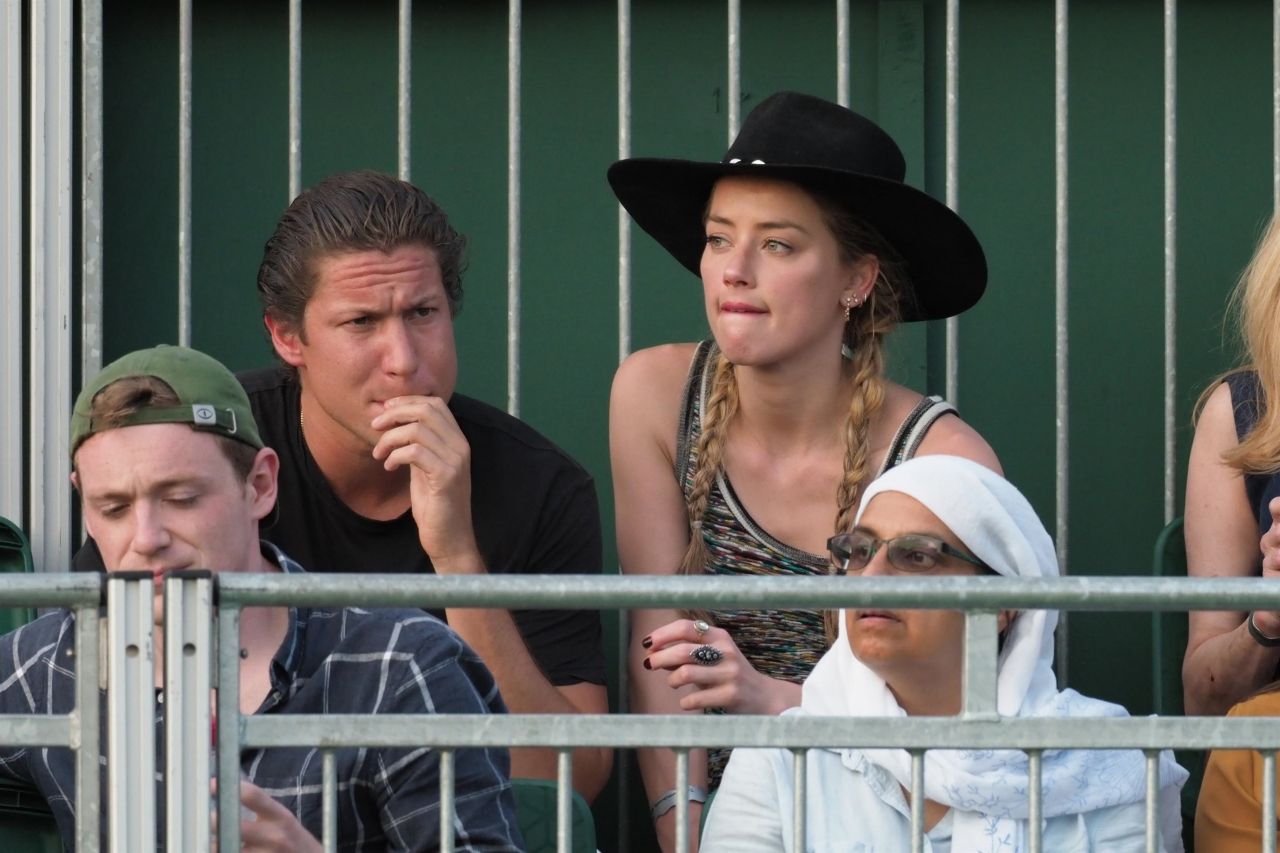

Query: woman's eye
[
  {"left": 902, "top": 549, "right": 936, "bottom": 568},
  {"left": 763, "top": 238, "right": 790, "bottom": 252},
  {"left": 705, "top": 234, "right": 728, "bottom": 249}
]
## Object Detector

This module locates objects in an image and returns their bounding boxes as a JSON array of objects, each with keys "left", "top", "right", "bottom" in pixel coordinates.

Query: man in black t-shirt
[{"left": 77, "top": 171, "right": 612, "bottom": 801}]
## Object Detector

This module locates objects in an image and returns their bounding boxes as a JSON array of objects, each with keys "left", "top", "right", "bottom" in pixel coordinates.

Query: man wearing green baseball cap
[{"left": 0, "top": 344, "right": 523, "bottom": 851}]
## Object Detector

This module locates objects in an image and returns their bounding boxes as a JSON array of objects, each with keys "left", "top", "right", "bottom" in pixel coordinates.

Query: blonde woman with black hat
[{"left": 607, "top": 91, "right": 1001, "bottom": 849}]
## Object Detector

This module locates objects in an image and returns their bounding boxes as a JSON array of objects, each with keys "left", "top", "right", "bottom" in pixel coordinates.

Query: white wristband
[{"left": 649, "top": 785, "right": 709, "bottom": 821}]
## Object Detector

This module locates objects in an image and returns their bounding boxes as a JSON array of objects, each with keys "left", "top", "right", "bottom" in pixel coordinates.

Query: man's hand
[
  {"left": 238, "top": 780, "right": 323, "bottom": 852},
  {"left": 371, "top": 396, "right": 481, "bottom": 570}
]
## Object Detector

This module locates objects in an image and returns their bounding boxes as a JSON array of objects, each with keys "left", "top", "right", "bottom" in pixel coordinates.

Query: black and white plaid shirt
[{"left": 0, "top": 543, "right": 525, "bottom": 851}]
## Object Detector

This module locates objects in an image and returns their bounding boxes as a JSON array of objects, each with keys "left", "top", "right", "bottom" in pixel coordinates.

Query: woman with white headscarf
[{"left": 701, "top": 455, "right": 1187, "bottom": 852}]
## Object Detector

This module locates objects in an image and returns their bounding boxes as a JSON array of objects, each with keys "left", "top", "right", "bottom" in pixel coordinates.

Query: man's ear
[
  {"left": 264, "top": 314, "right": 306, "bottom": 368},
  {"left": 245, "top": 448, "right": 280, "bottom": 524},
  {"left": 70, "top": 470, "right": 98, "bottom": 540}
]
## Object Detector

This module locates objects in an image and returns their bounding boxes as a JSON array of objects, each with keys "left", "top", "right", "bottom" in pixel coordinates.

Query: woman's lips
[
  {"left": 720, "top": 302, "right": 766, "bottom": 314},
  {"left": 855, "top": 610, "right": 900, "bottom": 622}
]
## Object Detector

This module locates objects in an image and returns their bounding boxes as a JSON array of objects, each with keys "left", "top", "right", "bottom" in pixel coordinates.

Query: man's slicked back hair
[{"left": 257, "top": 170, "right": 468, "bottom": 336}]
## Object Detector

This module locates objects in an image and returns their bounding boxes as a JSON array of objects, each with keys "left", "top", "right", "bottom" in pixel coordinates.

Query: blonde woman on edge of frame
[{"left": 606, "top": 91, "right": 1001, "bottom": 851}]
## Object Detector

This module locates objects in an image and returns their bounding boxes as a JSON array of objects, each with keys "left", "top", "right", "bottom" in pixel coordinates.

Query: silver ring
[
  {"left": 690, "top": 644, "right": 722, "bottom": 666},
  {"left": 692, "top": 619, "right": 711, "bottom": 636}
]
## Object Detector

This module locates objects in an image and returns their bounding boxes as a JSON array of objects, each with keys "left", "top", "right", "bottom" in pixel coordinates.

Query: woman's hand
[
  {"left": 1255, "top": 498, "right": 1280, "bottom": 636},
  {"left": 642, "top": 619, "right": 800, "bottom": 716}
]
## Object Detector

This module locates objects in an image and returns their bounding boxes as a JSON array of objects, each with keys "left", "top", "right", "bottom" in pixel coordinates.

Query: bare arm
[
  {"left": 1183, "top": 381, "right": 1279, "bottom": 715},
  {"left": 372, "top": 396, "right": 611, "bottom": 801}
]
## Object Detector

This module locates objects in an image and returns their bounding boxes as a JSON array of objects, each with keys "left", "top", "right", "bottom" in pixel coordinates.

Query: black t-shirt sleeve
[{"left": 508, "top": 468, "right": 607, "bottom": 687}]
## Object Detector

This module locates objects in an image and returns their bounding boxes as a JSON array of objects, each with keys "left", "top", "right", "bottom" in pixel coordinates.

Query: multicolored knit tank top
[{"left": 677, "top": 340, "right": 957, "bottom": 787}]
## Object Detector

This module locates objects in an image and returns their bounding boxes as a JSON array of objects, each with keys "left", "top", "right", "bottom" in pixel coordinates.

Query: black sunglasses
[{"left": 827, "top": 530, "right": 990, "bottom": 575}]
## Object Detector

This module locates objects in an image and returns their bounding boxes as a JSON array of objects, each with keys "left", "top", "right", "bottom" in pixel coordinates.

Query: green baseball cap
[{"left": 70, "top": 345, "right": 264, "bottom": 458}]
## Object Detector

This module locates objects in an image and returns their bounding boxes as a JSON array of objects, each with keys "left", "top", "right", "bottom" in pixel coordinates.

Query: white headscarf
[{"left": 801, "top": 455, "right": 1187, "bottom": 851}]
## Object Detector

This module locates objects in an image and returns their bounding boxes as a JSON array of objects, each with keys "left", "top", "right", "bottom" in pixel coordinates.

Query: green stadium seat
[
  {"left": 511, "top": 778, "right": 596, "bottom": 853},
  {"left": 0, "top": 517, "right": 36, "bottom": 634}
]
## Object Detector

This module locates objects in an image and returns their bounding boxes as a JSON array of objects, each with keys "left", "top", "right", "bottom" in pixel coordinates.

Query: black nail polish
[
  {"left": 642, "top": 658, "right": 652, "bottom": 670},
  {"left": 641, "top": 636, "right": 652, "bottom": 649}
]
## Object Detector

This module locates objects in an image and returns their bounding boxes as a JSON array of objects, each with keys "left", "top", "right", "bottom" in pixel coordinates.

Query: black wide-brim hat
[{"left": 607, "top": 91, "right": 987, "bottom": 321}]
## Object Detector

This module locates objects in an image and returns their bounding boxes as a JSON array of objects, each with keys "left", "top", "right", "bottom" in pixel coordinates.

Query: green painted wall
[{"left": 98, "top": 0, "right": 1273, "bottom": 847}]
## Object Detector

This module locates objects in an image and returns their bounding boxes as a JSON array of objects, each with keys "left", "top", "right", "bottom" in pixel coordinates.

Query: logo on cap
[{"left": 192, "top": 405, "right": 217, "bottom": 426}]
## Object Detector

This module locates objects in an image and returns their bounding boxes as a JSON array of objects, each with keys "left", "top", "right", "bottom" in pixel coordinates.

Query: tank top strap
[
  {"left": 876, "top": 395, "right": 958, "bottom": 477},
  {"left": 675, "top": 340, "right": 717, "bottom": 492}
]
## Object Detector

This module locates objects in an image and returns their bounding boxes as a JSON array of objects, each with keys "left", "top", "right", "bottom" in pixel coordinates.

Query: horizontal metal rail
[
  {"left": 237, "top": 711, "right": 1280, "bottom": 751},
  {"left": 0, "top": 574, "right": 100, "bottom": 606},
  {"left": 215, "top": 572, "right": 1280, "bottom": 612}
]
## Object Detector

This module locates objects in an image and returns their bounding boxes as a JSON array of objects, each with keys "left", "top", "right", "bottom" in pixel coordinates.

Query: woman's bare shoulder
[
  {"left": 611, "top": 343, "right": 704, "bottom": 441},
  {"left": 880, "top": 381, "right": 1002, "bottom": 473}
]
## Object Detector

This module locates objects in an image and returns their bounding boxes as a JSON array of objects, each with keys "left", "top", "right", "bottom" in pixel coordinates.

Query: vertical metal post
[
  {"left": 81, "top": 0, "right": 104, "bottom": 386},
  {"left": 556, "top": 749, "right": 573, "bottom": 853},
  {"left": 1053, "top": 0, "right": 1071, "bottom": 686},
  {"left": 216, "top": 604, "right": 243, "bottom": 853},
  {"left": 726, "top": 0, "right": 741, "bottom": 141},
  {"left": 1264, "top": 751, "right": 1277, "bottom": 853},
  {"left": 944, "top": 0, "right": 960, "bottom": 403},
  {"left": 164, "top": 573, "right": 213, "bottom": 853},
  {"left": 322, "top": 750, "right": 337, "bottom": 853},
  {"left": 1274, "top": 0, "right": 1280, "bottom": 211},
  {"left": 1028, "top": 750, "right": 1043, "bottom": 852},
  {"left": 836, "top": 0, "right": 850, "bottom": 107},
  {"left": 439, "top": 749, "right": 456, "bottom": 853},
  {"left": 507, "top": 0, "right": 522, "bottom": 417},
  {"left": 962, "top": 611, "right": 999, "bottom": 718},
  {"left": 909, "top": 751, "right": 925, "bottom": 853},
  {"left": 791, "top": 749, "right": 807, "bottom": 852},
  {"left": 178, "top": 0, "right": 192, "bottom": 347},
  {"left": 1163, "top": 0, "right": 1177, "bottom": 524},
  {"left": 617, "top": 0, "right": 632, "bottom": 364},
  {"left": 29, "top": 0, "right": 75, "bottom": 575},
  {"left": 108, "top": 574, "right": 157, "bottom": 853},
  {"left": 1144, "top": 749, "right": 1159, "bottom": 852},
  {"left": 673, "top": 749, "right": 690, "bottom": 853},
  {"left": 1, "top": 0, "right": 23, "bottom": 528},
  {"left": 288, "top": 0, "right": 301, "bottom": 200},
  {"left": 73, "top": 597, "right": 102, "bottom": 853},
  {"left": 397, "top": 0, "right": 411, "bottom": 181}
]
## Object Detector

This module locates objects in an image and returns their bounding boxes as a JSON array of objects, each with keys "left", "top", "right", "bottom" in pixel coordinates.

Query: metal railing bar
[
  {"left": 80, "top": 0, "right": 104, "bottom": 384},
  {"left": 1274, "top": 0, "right": 1280, "bottom": 210},
  {"left": 178, "top": 0, "right": 192, "bottom": 347},
  {"left": 0, "top": 0, "right": 21, "bottom": 527},
  {"left": 726, "top": 0, "right": 740, "bottom": 141},
  {"left": 0, "top": 573, "right": 102, "bottom": 604},
  {"left": 506, "top": 0, "right": 522, "bottom": 417},
  {"left": 792, "top": 748, "right": 806, "bottom": 852},
  {"left": 107, "top": 576, "right": 156, "bottom": 852},
  {"left": 1028, "top": 750, "right": 1042, "bottom": 853},
  {"left": 440, "top": 748, "right": 456, "bottom": 853},
  {"left": 213, "top": 572, "right": 1280, "bottom": 612},
  {"left": 836, "top": 0, "right": 850, "bottom": 107},
  {"left": 1163, "top": 0, "right": 1177, "bottom": 525},
  {"left": 73, "top": 603, "right": 101, "bottom": 853},
  {"left": 1053, "top": 0, "right": 1070, "bottom": 688},
  {"left": 323, "top": 749, "right": 337, "bottom": 853},
  {"left": 28, "top": 0, "right": 74, "bottom": 578},
  {"left": 617, "top": 0, "right": 632, "bottom": 364},
  {"left": 288, "top": 0, "right": 301, "bottom": 200},
  {"left": 961, "top": 611, "right": 998, "bottom": 718},
  {"left": 164, "top": 573, "right": 213, "bottom": 853},
  {"left": 216, "top": 605, "right": 243, "bottom": 853},
  {"left": 397, "top": 0, "right": 411, "bottom": 181},
  {"left": 674, "top": 748, "right": 689, "bottom": 853},
  {"left": 1144, "top": 748, "right": 1159, "bottom": 852},
  {"left": 237, "top": 712, "right": 1280, "bottom": 751},
  {"left": 556, "top": 749, "right": 572, "bottom": 853},
  {"left": 0, "top": 714, "right": 81, "bottom": 745},
  {"left": 944, "top": 0, "right": 960, "bottom": 403},
  {"left": 1264, "top": 751, "right": 1277, "bottom": 853},
  {"left": 909, "top": 750, "right": 924, "bottom": 853}
]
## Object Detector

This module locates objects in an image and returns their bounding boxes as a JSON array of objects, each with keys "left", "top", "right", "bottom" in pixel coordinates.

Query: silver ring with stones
[{"left": 690, "top": 644, "right": 723, "bottom": 666}]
